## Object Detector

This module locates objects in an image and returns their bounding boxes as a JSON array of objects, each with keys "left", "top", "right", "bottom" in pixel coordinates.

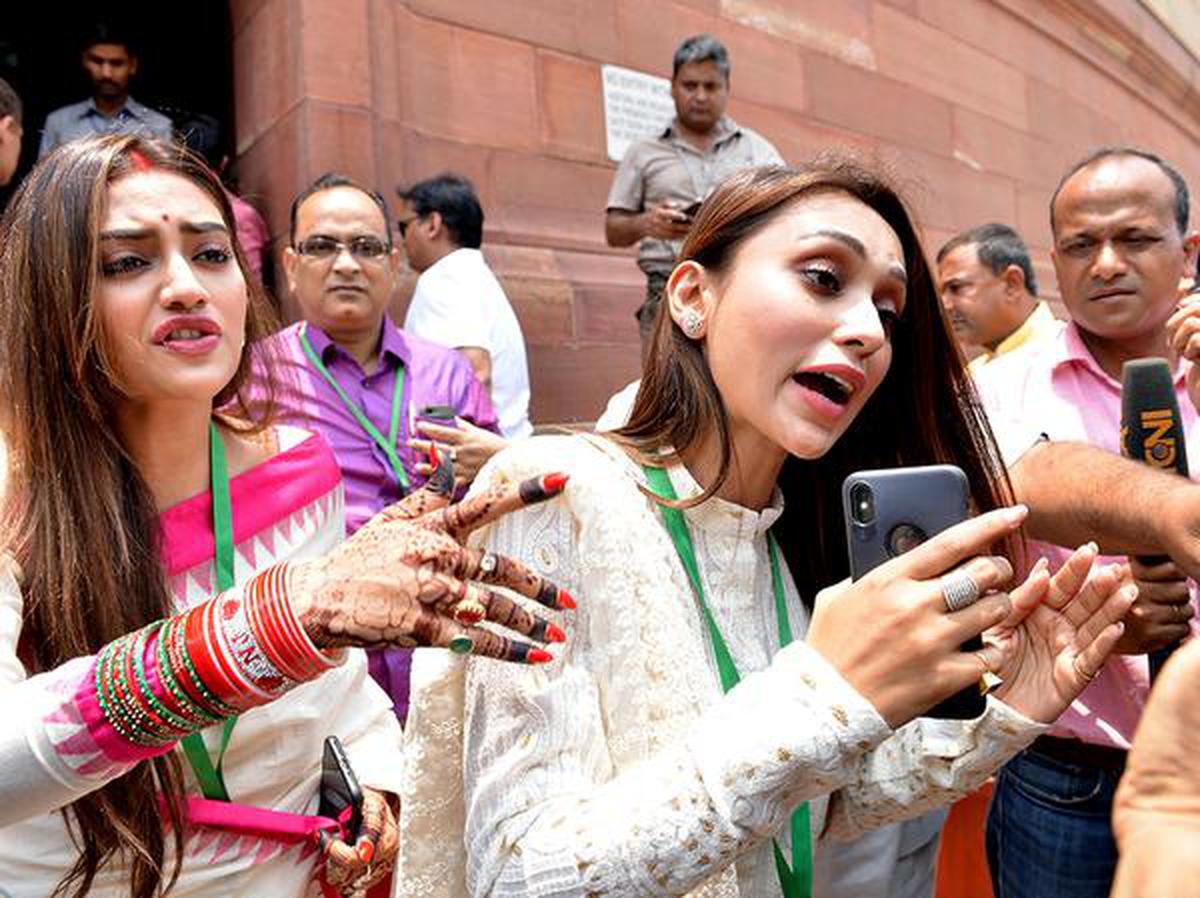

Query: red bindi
[{"left": 161, "top": 214, "right": 170, "bottom": 222}]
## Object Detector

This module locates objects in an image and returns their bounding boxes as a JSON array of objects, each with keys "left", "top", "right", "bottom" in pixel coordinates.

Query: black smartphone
[
  {"left": 318, "top": 735, "right": 364, "bottom": 840},
  {"left": 842, "top": 465, "right": 986, "bottom": 720},
  {"left": 419, "top": 404, "right": 458, "bottom": 423},
  {"left": 681, "top": 199, "right": 703, "bottom": 220}
]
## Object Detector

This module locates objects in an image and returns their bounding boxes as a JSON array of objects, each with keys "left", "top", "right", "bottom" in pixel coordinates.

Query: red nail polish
[
  {"left": 541, "top": 472, "right": 570, "bottom": 493},
  {"left": 357, "top": 840, "right": 375, "bottom": 864},
  {"left": 557, "top": 589, "right": 577, "bottom": 611},
  {"left": 528, "top": 648, "right": 554, "bottom": 664},
  {"left": 545, "top": 623, "right": 567, "bottom": 643},
  {"left": 429, "top": 442, "right": 440, "bottom": 468}
]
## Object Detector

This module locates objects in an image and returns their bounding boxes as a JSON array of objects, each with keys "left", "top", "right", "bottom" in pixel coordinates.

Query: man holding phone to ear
[{"left": 604, "top": 34, "right": 783, "bottom": 334}]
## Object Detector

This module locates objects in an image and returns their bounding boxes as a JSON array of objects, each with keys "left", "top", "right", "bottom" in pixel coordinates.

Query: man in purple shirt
[{"left": 249, "top": 172, "right": 497, "bottom": 719}]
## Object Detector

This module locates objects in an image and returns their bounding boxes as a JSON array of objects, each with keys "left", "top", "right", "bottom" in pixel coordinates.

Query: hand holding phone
[
  {"left": 805, "top": 496, "right": 1026, "bottom": 728},
  {"left": 841, "top": 465, "right": 989, "bottom": 720}
]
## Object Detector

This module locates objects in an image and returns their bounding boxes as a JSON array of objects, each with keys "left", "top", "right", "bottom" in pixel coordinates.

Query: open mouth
[
  {"left": 162, "top": 328, "right": 208, "bottom": 343},
  {"left": 792, "top": 371, "right": 854, "bottom": 406}
]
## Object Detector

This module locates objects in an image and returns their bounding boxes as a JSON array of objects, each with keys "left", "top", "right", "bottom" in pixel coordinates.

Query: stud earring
[{"left": 679, "top": 308, "right": 705, "bottom": 338}]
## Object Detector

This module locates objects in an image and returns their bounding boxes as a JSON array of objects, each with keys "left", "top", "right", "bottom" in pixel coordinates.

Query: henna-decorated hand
[
  {"left": 289, "top": 449, "right": 575, "bottom": 663},
  {"left": 321, "top": 786, "right": 397, "bottom": 896}
]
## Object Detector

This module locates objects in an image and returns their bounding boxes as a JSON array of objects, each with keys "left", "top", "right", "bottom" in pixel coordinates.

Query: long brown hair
[
  {"left": 615, "top": 159, "right": 1014, "bottom": 603},
  {"left": 0, "top": 135, "right": 278, "bottom": 898}
]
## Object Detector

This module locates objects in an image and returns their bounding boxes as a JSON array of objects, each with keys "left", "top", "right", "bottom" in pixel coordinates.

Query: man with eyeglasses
[{"left": 247, "top": 172, "right": 498, "bottom": 721}]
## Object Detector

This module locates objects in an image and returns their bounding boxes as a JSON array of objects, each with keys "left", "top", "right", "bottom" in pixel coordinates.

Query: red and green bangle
[{"left": 93, "top": 566, "right": 341, "bottom": 748}]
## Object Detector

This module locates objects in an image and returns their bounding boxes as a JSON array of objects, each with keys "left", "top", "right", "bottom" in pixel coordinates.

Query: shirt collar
[
  {"left": 81, "top": 96, "right": 148, "bottom": 121},
  {"left": 301, "top": 317, "right": 410, "bottom": 369},
  {"left": 990, "top": 301, "right": 1056, "bottom": 358},
  {"left": 665, "top": 455, "right": 784, "bottom": 537},
  {"left": 661, "top": 116, "right": 741, "bottom": 146},
  {"left": 424, "top": 246, "right": 479, "bottom": 277},
  {"left": 1053, "top": 320, "right": 1187, "bottom": 389}
]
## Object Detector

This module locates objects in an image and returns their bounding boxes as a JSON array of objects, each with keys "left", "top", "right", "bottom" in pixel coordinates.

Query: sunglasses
[{"left": 295, "top": 235, "right": 390, "bottom": 261}]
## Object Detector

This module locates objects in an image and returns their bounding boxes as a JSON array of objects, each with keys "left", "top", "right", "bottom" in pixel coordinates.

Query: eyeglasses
[{"left": 295, "top": 235, "right": 390, "bottom": 261}]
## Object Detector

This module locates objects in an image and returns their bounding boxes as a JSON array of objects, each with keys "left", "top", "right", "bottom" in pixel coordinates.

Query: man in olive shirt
[{"left": 605, "top": 34, "right": 783, "bottom": 328}]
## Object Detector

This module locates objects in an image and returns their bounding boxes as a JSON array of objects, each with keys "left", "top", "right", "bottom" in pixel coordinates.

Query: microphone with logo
[{"left": 1120, "top": 357, "right": 1191, "bottom": 681}]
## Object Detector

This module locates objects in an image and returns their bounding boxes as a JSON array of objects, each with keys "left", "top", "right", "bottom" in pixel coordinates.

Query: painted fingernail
[
  {"left": 541, "top": 472, "right": 570, "bottom": 493},
  {"left": 544, "top": 623, "right": 567, "bottom": 643},
  {"left": 428, "top": 441, "right": 440, "bottom": 468},
  {"left": 557, "top": 589, "right": 577, "bottom": 611},
  {"left": 449, "top": 635, "right": 474, "bottom": 655},
  {"left": 357, "top": 839, "right": 375, "bottom": 864},
  {"left": 527, "top": 648, "right": 554, "bottom": 664}
]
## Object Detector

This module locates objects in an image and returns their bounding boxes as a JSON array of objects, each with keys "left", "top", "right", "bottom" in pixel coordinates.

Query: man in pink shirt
[{"left": 976, "top": 147, "right": 1200, "bottom": 898}]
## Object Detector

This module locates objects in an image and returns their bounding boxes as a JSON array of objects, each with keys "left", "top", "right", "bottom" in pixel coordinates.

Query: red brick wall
[{"left": 229, "top": 0, "right": 1200, "bottom": 423}]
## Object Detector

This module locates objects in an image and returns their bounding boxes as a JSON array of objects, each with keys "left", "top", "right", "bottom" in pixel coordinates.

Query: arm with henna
[{"left": 0, "top": 464, "right": 575, "bottom": 827}]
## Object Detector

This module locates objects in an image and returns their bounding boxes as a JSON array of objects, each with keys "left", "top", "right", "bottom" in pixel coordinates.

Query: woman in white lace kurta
[{"left": 398, "top": 163, "right": 1135, "bottom": 898}]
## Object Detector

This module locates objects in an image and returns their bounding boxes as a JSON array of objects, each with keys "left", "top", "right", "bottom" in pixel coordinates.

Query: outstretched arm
[{"left": 1009, "top": 441, "right": 1200, "bottom": 578}]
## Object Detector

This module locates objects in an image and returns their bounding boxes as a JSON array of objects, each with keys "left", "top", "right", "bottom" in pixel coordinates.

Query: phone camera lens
[{"left": 849, "top": 483, "right": 875, "bottom": 525}]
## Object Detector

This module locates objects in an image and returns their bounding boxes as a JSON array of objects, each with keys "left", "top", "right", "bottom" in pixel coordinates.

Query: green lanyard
[
  {"left": 298, "top": 323, "right": 410, "bottom": 492},
  {"left": 643, "top": 465, "right": 813, "bottom": 898},
  {"left": 179, "top": 421, "right": 239, "bottom": 801}
]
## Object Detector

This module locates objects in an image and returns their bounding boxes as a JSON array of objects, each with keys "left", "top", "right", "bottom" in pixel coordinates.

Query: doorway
[{"left": 0, "top": 3, "right": 234, "bottom": 210}]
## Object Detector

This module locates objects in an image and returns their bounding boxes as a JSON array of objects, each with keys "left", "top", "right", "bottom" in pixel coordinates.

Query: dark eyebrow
[
  {"left": 182, "top": 222, "right": 230, "bottom": 236},
  {"left": 802, "top": 229, "right": 867, "bottom": 258},
  {"left": 99, "top": 221, "right": 229, "bottom": 241},
  {"left": 800, "top": 229, "right": 909, "bottom": 285}
]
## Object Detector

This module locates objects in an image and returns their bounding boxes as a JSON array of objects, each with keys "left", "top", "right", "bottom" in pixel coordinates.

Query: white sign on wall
[{"left": 601, "top": 64, "right": 675, "bottom": 163}]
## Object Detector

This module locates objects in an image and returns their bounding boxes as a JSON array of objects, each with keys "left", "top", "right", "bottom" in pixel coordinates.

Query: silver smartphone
[{"left": 842, "top": 465, "right": 985, "bottom": 719}]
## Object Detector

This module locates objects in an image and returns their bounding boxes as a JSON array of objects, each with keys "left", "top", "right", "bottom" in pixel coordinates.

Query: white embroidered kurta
[{"left": 398, "top": 435, "right": 1045, "bottom": 898}]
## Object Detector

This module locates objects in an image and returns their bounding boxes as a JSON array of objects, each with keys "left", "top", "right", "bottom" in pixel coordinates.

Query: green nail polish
[{"left": 449, "top": 636, "right": 474, "bottom": 655}]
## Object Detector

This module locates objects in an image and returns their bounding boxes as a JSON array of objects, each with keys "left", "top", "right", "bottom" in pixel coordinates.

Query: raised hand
[
  {"left": 981, "top": 545, "right": 1135, "bottom": 722},
  {"left": 289, "top": 451, "right": 575, "bottom": 664}
]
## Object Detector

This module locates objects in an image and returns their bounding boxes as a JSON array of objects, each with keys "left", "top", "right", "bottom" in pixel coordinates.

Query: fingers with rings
[
  {"left": 437, "top": 545, "right": 576, "bottom": 611},
  {"left": 441, "top": 624, "right": 554, "bottom": 664},
  {"left": 941, "top": 569, "right": 982, "bottom": 612},
  {"left": 937, "top": 555, "right": 1013, "bottom": 613},
  {"left": 440, "top": 578, "right": 566, "bottom": 644},
  {"left": 481, "top": 589, "right": 567, "bottom": 644}
]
